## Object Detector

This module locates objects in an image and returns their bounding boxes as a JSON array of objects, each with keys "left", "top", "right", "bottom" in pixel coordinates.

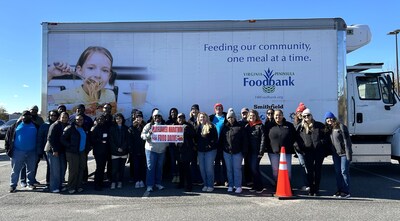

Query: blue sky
[{"left": 0, "top": 0, "right": 399, "bottom": 114}]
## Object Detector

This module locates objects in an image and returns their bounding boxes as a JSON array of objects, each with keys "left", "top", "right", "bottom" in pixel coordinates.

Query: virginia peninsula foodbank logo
[{"left": 243, "top": 68, "right": 295, "bottom": 93}]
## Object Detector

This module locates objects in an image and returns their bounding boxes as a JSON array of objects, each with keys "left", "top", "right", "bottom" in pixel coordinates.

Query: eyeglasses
[
  {"left": 303, "top": 114, "right": 311, "bottom": 118},
  {"left": 267, "top": 112, "right": 274, "bottom": 115},
  {"left": 154, "top": 115, "right": 161, "bottom": 118}
]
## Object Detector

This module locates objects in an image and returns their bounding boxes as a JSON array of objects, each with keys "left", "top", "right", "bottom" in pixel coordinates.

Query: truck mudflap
[{"left": 352, "top": 143, "right": 391, "bottom": 163}]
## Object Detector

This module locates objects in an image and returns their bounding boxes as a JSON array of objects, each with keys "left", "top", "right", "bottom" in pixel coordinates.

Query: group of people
[{"left": 4, "top": 102, "right": 352, "bottom": 198}]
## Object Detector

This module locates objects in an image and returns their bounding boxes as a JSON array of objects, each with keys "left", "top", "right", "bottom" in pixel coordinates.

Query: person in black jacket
[
  {"left": 46, "top": 111, "right": 69, "bottom": 193},
  {"left": 175, "top": 113, "right": 196, "bottom": 192},
  {"left": 128, "top": 111, "right": 146, "bottom": 189},
  {"left": 195, "top": 112, "right": 218, "bottom": 192},
  {"left": 36, "top": 110, "right": 59, "bottom": 191},
  {"left": 61, "top": 114, "right": 90, "bottom": 194},
  {"left": 109, "top": 113, "right": 129, "bottom": 189},
  {"left": 220, "top": 108, "right": 248, "bottom": 194},
  {"left": 245, "top": 109, "right": 266, "bottom": 193},
  {"left": 90, "top": 115, "right": 110, "bottom": 191},
  {"left": 296, "top": 108, "right": 327, "bottom": 196},
  {"left": 267, "top": 109, "right": 298, "bottom": 184}
]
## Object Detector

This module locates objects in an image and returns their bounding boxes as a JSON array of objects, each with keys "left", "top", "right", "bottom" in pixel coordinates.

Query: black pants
[
  {"left": 178, "top": 161, "right": 192, "bottom": 190},
  {"left": 111, "top": 157, "right": 126, "bottom": 183},
  {"left": 304, "top": 149, "right": 325, "bottom": 194},
  {"left": 214, "top": 149, "right": 227, "bottom": 185},
  {"left": 94, "top": 153, "right": 107, "bottom": 187}
]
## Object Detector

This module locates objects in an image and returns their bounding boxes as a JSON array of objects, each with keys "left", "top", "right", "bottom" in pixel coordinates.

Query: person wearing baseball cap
[{"left": 6, "top": 109, "right": 38, "bottom": 193}]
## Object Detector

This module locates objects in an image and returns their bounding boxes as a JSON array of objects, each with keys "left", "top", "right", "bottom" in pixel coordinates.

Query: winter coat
[
  {"left": 195, "top": 124, "right": 218, "bottom": 152},
  {"left": 175, "top": 122, "right": 195, "bottom": 162},
  {"left": 328, "top": 123, "right": 353, "bottom": 161},
  {"left": 245, "top": 121, "right": 266, "bottom": 156},
  {"left": 109, "top": 124, "right": 129, "bottom": 156},
  {"left": 128, "top": 120, "right": 146, "bottom": 156},
  {"left": 61, "top": 123, "right": 90, "bottom": 154},
  {"left": 220, "top": 121, "right": 248, "bottom": 155},
  {"left": 296, "top": 120, "right": 326, "bottom": 154},
  {"left": 46, "top": 121, "right": 68, "bottom": 153},
  {"left": 267, "top": 120, "right": 297, "bottom": 154},
  {"left": 90, "top": 123, "right": 110, "bottom": 156},
  {"left": 36, "top": 122, "right": 51, "bottom": 156}
]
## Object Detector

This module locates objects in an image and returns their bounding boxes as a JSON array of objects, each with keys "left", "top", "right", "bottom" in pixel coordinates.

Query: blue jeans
[
  {"left": 223, "top": 152, "right": 243, "bottom": 188},
  {"left": 10, "top": 150, "right": 37, "bottom": 187},
  {"left": 47, "top": 152, "right": 67, "bottom": 191},
  {"left": 332, "top": 153, "right": 350, "bottom": 194},
  {"left": 268, "top": 153, "right": 292, "bottom": 182},
  {"left": 198, "top": 150, "right": 217, "bottom": 188},
  {"left": 145, "top": 149, "right": 166, "bottom": 187}
]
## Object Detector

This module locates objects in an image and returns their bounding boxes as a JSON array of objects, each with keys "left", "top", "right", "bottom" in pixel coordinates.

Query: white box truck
[{"left": 41, "top": 18, "right": 400, "bottom": 163}]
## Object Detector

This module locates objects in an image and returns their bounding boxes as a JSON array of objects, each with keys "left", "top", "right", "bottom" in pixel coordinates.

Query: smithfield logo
[{"left": 243, "top": 68, "right": 295, "bottom": 93}]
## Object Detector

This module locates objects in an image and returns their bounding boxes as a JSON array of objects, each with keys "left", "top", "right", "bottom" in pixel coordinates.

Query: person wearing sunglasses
[{"left": 296, "top": 108, "right": 327, "bottom": 196}]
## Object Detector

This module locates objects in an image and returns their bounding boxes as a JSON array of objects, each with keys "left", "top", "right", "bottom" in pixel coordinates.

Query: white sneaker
[
  {"left": 155, "top": 184, "right": 165, "bottom": 190},
  {"left": 206, "top": 187, "right": 214, "bottom": 192},
  {"left": 51, "top": 189, "right": 60, "bottom": 193},
  {"left": 227, "top": 187, "right": 233, "bottom": 192},
  {"left": 135, "top": 181, "right": 140, "bottom": 188},
  {"left": 139, "top": 181, "right": 145, "bottom": 188},
  {"left": 110, "top": 182, "right": 116, "bottom": 189},
  {"left": 202, "top": 186, "right": 208, "bottom": 192},
  {"left": 146, "top": 186, "right": 153, "bottom": 192},
  {"left": 235, "top": 187, "right": 242, "bottom": 194},
  {"left": 117, "top": 182, "right": 122, "bottom": 189}
]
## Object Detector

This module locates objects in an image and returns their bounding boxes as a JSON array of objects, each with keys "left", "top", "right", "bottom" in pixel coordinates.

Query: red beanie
[{"left": 296, "top": 102, "right": 306, "bottom": 113}]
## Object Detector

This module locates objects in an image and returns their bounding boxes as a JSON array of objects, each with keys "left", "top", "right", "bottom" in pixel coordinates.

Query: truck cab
[{"left": 346, "top": 63, "right": 400, "bottom": 162}]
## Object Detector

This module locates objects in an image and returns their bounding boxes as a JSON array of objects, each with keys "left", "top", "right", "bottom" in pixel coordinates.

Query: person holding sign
[
  {"left": 141, "top": 109, "right": 168, "bottom": 192},
  {"left": 195, "top": 112, "right": 218, "bottom": 192}
]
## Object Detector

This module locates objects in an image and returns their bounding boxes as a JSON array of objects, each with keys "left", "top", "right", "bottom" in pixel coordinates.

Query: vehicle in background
[
  {"left": 0, "top": 119, "right": 18, "bottom": 139},
  {"left": 0, "top": 120, "right": 5, "bottom": 126}
]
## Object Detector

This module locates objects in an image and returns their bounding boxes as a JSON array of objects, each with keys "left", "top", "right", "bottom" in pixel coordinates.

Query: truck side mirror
[{"left": 384, "top": 105, "right": 391, "bottom": 110}]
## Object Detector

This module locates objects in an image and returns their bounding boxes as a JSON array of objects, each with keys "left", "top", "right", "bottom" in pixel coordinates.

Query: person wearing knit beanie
[
  {"left": 296, "top": 102, "right": 307, "bottom": 113},
  {"left": 226, "top": 108, "right": 236, "bottom": 119},
  {"left": 324, "top": 111, "right": 336, "bottom": 120}
]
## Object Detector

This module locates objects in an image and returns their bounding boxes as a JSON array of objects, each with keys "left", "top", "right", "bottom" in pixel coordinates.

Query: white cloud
[
  {"left": 22, "top": 84, "right": 29, "bottom": 88},
  {"left": 13, "top": 94, "right": 19, "bottom": 98}
]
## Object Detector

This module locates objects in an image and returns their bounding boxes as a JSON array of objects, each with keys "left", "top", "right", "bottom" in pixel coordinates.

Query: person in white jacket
[{"left": 141, "top": 109, "right": 168, "bottom": 192}]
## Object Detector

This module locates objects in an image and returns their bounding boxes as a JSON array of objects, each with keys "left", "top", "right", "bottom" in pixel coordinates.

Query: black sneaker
[
  {"left": 339, "top": 192, "right": 350, "bottom": 198},
  {"left": 9, "top": 187, "right": 16, "bottom": 193},
  {"left": 256, "top": 188, "right": 265, "bottom": 194},
  {"left": 333, "top": 191, "right": 341, "bottom": 197}
]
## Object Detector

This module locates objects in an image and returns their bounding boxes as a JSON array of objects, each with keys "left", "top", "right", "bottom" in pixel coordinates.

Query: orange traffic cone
[{"left": 275, "top": 146, "right": 293, "bottom": 199}]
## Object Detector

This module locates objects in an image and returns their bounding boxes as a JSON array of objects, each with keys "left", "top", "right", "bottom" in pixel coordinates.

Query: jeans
[
  {"left": 223, "top": 152, "right": 243, "bottom": 188},
  {"left": 47, "top": 152, "right": 67, "bottom": 191},
  {"left": 10, "top": 150, "right": 37, "bottom": 187},
  {"left": 332, "top": 153, "right": 350, "bottom": 194},
  {"left": 268, "top": 153, "right": 292, "bottom": 182},
  {"left": 295, "top": 150, "right": 308, "bottom": 187},
  {"left": 145, "top": 149, "right": 166, "bottom": 187},
  {"left": 198, "top": 150, "right": 217, "bottom": 188}
]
